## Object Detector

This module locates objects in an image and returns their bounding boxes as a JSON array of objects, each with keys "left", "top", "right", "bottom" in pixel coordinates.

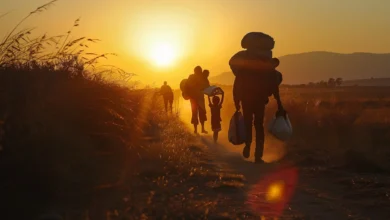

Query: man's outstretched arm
[
  {"left": 273, "top": 87, "right": 283, "bottom": 111},
  {"left": 273, "top": 71, "right": 284, "bottom": 112}
]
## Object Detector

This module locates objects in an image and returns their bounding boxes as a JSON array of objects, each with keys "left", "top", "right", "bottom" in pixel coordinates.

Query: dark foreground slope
[{"left": 0, "top": 66, "right": 256, "bottom": 219}]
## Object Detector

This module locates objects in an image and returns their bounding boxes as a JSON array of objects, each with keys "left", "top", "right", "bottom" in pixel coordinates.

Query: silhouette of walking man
[
  {"left": 186, "top": 66, "right": 210, "bottom": 134},
  {"left": 229, "top": 32, "right": 284, "bottom": 163},
  {"left": 159, "top": 81, "right": 174, "bottom": 113}
]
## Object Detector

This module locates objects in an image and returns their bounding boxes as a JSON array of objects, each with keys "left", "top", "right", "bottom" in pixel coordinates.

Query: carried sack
[
  {"left": 180, "top": 79, "right": 190, "bottom": 100},
  {"left": 268, "top": 112, "right": 293, "bottom": 141},
  {"left": 203, "top": 86, "right": 223, "bottom": 96},
  {"left": 241, "top": 32, "right": 275, "bottom": 50},
  {"left": 228, "top": 111, "right": 246, "bottom": 145}
]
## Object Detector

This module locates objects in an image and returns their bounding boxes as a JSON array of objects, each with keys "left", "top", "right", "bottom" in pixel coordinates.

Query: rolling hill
[{"left": 209, "top": 51, "right": 390, "bottom": 85}]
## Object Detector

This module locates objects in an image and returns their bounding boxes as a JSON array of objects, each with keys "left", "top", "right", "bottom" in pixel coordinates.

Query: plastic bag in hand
[
  {"left": 268, "top": 112, "right": 292, "bottom": 141},
  {"left": 228, "top": 111, "right": 246, "bottom": 145}
]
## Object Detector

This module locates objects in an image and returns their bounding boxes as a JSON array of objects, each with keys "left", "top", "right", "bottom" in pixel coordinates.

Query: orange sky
[{"left": 2, "top": 0, "right": 390, "bottom": 88}]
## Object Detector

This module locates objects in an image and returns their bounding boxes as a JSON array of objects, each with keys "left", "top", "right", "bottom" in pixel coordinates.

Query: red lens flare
[{"left": 246, "top": 166, "right": 298, "bottom": 218}]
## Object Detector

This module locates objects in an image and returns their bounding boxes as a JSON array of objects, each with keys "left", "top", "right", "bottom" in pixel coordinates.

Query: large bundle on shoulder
[
  {"left": 230, "top": 32, "right": 275, "bottom": 76},
  {"left": 229, "top": 50, "right": 275, "bottom": 76},
  {"left": 241, "top": 32, "right": 275, "bottom": 51},
  {"left": 229, "top": 32, "right": 282, "bottom": 99}
]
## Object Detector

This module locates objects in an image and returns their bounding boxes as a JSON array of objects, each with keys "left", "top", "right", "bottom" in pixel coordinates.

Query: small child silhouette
[{"left": 208, "top": 91, "right": 224, "bottom": 142}]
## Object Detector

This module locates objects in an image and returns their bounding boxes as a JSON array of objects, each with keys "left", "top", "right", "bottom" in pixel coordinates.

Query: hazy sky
[{"left": 2, "top": 0, "right": 390, "bottom": 86}]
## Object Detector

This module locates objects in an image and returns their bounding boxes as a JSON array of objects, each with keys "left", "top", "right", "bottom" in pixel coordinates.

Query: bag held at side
[
  {"left": 228, "top": 111, "right": 246, "bottom": 145},
  {"left": 268, "top": 112, "right": 293, "bottom": 141}
]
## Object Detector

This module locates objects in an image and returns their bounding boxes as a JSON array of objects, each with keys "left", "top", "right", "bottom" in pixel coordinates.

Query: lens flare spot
[{"left": 266, "top": 181, "right": 285, "bottom": 202}]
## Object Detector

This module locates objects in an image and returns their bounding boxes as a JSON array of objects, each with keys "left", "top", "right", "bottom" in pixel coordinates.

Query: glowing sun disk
[{"left": 149, "top": 42, "right": 176, "bottom": 67}]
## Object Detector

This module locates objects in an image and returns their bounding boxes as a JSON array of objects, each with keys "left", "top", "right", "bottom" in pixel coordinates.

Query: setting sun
[
  {"left": 127, "top": 6, "right": 198, "bottom": 72},
  {"left": 148, "top": 42, "right": 177, "bottom": 67}
]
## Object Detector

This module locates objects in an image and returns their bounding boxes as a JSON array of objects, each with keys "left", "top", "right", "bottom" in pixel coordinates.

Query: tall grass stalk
[{"left": 0, "top": 0, "right": 133, "bottom": 82}]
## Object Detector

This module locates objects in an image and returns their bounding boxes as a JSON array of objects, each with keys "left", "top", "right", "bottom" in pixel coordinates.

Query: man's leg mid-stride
[
  {"left": 253, "top": 104, "right": 266, "bottom": 163},
  {"left": 198, "top": 106, "right": 208, "bottom": 134},
  {"left": 163, "top": 98, "right": 168, "bottom": 113},
  {"left": 190, "top": 99, "right": 199, "bottom": 133},
  {"left": 242, "top": 102, "right": 254, "bottom": 159},
  {"left": 169, "top": 98, "right": 173, "bottom": 113}
]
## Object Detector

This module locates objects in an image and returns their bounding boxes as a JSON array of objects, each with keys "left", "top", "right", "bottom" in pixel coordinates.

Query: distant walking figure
[
  {"left": 186, "top": 66, "right": 210, "bottom": 134},
  {"left": 208, "top": 91, "right": 224, "bottom": 142},
  {"left": 159, "top": 81, "right": 174, "bottom": 113},
  {"left": 229, "top": 32, "right": 284, "bottom": 164}
]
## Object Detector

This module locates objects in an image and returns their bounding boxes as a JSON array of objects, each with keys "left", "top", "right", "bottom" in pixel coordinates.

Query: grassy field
[
  {"left": 173, "top": 84, "right": 390, "bottom": 219},
  {"left": 2, "top": 73, "right": 390, "bottom": 219},
  {"left": 215, "top": 84, "right": 390, "bottom": 170},
  {"left": 2, "top": 48, "right": 390, "bottom": 218}
]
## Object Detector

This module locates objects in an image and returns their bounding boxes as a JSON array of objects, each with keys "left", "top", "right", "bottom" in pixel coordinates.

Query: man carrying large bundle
[{"left": 229, "top": 32, "right": 285, "bottom": 164}]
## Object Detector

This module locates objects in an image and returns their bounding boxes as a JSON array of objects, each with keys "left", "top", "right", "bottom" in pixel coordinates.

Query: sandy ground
[{"left": 177, "top": 96, "right": 390, "bottom": 220}]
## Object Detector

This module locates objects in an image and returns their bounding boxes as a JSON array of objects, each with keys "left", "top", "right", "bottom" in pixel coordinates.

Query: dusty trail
[{"left": 177, "top": 97, "right": 390, "bottom": 219}]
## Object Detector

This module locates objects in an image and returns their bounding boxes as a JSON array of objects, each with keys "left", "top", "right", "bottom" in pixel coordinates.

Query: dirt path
[
  {"left": 198, "top": 133, "right": 390, "bottom": 220},
  {"left": 177, "top": 98, "right": 390, "bottom": 219}
]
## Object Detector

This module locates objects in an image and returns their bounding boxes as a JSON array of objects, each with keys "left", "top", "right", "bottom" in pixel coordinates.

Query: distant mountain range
[{"left": 209, "top": 51, "right": 390, "bottom": 86}]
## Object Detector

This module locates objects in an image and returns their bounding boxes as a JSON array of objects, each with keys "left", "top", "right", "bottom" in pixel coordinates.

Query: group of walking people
[
  {"left": 160, "top": 32, "right": 285, "bottom": 164},
  {"left": 159, "top": 66, "right": 224, "bottom": 142}
]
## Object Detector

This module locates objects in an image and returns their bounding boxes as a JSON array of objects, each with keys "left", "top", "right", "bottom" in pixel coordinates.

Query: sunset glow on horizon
[{"left": 2, "top": 0, "right": 390, "bottom": 87}]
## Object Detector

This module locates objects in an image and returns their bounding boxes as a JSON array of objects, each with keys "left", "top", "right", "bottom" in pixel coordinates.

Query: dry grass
[
  {"left": 217, "top": 84, "right": 390, "bottom": 172},
  {"left": 0, "top": 0, "right": 132, "bottom": 85},
  {"left": 0, "top": 65, "right": 150, "bottom": 218},
  {"left": 0, "top": 2, "right": 179, "bottom": 219}
]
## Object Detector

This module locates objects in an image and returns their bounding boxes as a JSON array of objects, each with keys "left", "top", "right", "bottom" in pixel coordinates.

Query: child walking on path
[{"left": 208, "top": 91, "right": 224, "bottom": 142}]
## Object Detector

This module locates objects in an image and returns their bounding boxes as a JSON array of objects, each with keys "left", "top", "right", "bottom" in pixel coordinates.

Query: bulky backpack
[{"left": 180, "top": 79, "right": 189, "bottom": 100}]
